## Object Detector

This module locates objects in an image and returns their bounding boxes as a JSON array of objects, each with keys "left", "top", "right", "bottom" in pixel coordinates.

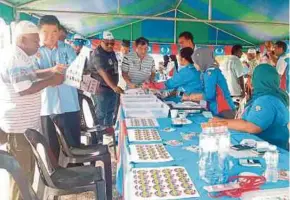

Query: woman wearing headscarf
[
  {"left": 212, "top": 64, "right": 289, "bottom": 150},
  {"left": 142, "top": 47, "right": 202, "bottom": 95},
  {"left": 182, "top": 48, "right": 235, "bottom": 118}
]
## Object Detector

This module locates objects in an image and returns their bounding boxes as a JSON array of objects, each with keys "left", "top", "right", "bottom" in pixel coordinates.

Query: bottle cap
[{"left": 269, "top": 145, "right": 277, "bottom": 151}]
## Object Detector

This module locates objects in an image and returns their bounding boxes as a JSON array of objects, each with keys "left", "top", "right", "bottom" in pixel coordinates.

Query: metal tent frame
[{"left": 1, "top": 0, "right": 289, "bottom": 45}]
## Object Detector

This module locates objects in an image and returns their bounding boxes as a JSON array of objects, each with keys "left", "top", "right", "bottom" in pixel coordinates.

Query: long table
[{"left": 116, "top": 112, "right": 289, "bottom": 200}]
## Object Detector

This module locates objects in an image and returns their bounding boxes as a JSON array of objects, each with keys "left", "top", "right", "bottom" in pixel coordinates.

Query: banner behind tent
[
  {"left": 90, "top": 39, "right": 232, "bottom": 56},
  {"left": 90, "top": 39, "right": 290, "bottom": 56}
]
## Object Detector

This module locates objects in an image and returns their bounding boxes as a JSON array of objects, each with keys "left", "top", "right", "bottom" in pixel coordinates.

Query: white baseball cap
[
  {"left": 73, "top": 34, "right": 85, "bottom": 40},
  {"left": 102, "top": 31, "right": 114, "bottom": 40},
  {"left": 14, "top": 21, "right": 39, "bottom": 38},
  {"left": 247, "top": 48, "right": 256, "bottom": 54}
]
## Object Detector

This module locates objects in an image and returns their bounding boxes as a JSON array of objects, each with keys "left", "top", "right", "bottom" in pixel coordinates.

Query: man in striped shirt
[
  {"left": 0, "top": 21, "right": 64, "bottom": 200},
  {"left": 121, "top": 37, "right": 155, "bottom": 88}
]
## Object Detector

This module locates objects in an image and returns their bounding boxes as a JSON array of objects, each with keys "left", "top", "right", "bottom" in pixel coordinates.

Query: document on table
[
  {"left": 241, "top": 187, "right": 290, "bottom": 200},
  {"left": 127, "top": 129, "right": 161, "bottom": 142},
  {"left": 129, "top": 144, "right": 173, "bottom": 163},
  {"left": 129, "top": 166, "right": 200, "bottom": 199},
  {"left": 125, "top": 118, "right": 159, "bottom": 128}
]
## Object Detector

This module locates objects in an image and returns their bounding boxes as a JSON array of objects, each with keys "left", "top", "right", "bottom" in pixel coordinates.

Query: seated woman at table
[
  {"left": 182, "top": 48, "right": 236, "bottom": 119},
  {"left": 142, "top": 47, "right": 202, "bottom": 95},
  {"left": 213, "top": 64, "right": 289, "bottom": 150}
]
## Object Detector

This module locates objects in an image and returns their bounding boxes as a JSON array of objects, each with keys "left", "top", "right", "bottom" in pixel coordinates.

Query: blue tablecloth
[{"left": 116, "top": 113, "right": 289, "bottom": 200}]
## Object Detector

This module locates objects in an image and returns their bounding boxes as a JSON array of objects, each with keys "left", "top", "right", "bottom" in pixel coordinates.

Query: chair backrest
[
  {"left": 79, "top": 92, "right": 98, "bottom": 129},
  {"left": 53, "top": 122, "right": 74, "bottom": 157},
  {"left": 0, "top": 150, "right": 39, "bottom": 200},
  {"left": 24, "top": 129, "right": 59, "bottom": 187}
]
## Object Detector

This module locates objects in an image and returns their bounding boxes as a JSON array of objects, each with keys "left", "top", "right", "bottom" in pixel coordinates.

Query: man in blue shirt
[{"left": 35, "top": 15, "right": 80, "bottom": 159}]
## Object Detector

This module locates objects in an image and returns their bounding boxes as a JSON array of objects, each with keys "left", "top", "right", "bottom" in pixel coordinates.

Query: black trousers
[{"left": 41, "top": 111, "right": 81, "bottom": 159}]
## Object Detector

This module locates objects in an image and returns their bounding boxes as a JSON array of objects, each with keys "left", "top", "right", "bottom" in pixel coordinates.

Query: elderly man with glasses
[{"left": 89, "top": 31, "right": 123, "bottom": 135}]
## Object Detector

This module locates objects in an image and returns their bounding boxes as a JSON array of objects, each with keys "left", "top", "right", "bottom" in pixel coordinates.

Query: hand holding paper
[
  {"left": 50, "top": 73, "right": 65, "bottom": 87},
  {"left": 52, "top": 64, "right": 67, "bottom": 74}
]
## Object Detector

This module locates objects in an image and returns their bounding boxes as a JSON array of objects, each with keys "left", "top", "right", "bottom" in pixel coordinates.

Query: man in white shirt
[
  {"left": 220, "top": 45, "right": 246, "bottom": 98},
  {"left": 116, "top": 40, "right": 130, "bottom": 89},
  {"left": 244, "top": 48, "right": 259, "bottom": 76},
  {"left": 274, "top": 41, "right": 289, "bottom": 93},
  {"left": 0, "top": 21, "right": 63, "bottom": 200}
]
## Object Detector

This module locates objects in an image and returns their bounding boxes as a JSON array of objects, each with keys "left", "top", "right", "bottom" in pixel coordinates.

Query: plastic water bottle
[
  {"left": 216, "top": 124, "right": 231, "bottom": 183},
  {"left": 264, "top": 145, "right": 279, "bottom": 182},
  {"left": 199, "top": 125, "right": 223, "bottom": 185}
]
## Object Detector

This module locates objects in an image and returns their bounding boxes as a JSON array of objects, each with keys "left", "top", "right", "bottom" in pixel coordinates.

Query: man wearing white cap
[
  {"left": 242, "top": 48, "right": 259, "bottom": 98},
  {"left": 0, "top": 21, "right": 64, "bottom": 200},
  {"left": 245, "top": 48, "right": 259, "bottom": 76},
  {"left": 71, "top": 33, "right": 86, "bottom": 55},
  {"left": 89, "top": 31, "right": 123, "bottom": 135}
]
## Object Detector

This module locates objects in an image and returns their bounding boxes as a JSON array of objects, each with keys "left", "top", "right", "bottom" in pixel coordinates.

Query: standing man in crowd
[
  {"left": 117, "top": 39, "right": 130, "bottom": 89},
  {"left": 71, "top": 34, "right": 86, "bottom": 55},
  {"left": 260, "top": 41, "right": 277, "bottom": 66},
  {"left": 0, "top": 21, "right": 64, "bottom": 200},
  {"left": 35, "top": 15, "right": 81, "bottom": 159},
  {"left": 220, "top": 45, "right": 246, "bottom": 99},
  {"left": 58, "top": 24, "right": 67, "bottom": 42},
  {"left": 89, "top": 31, "right": 123, "bottom": 135},
  {"left": 178, "top": 31, "right": 219, "bottom": 66},
  {"left": 121, "top": 37, "right": 155, "bottom": 88},
  {"left": 244, "top": 48, "right": 259, "bottom": 76},
  {"left": 242, "top": 48, "right": 259, "bottom": 97},
  {"left": 178, "top": 31, "right": 195, "bottom": 50},
  {"left": 275, "top": 41, "right": 289, "bottom": 93}
]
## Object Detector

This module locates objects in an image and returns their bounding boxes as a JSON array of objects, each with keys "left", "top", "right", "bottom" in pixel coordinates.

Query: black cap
[{"left": 122, "top": 40, "right": 130, "bottom": 47}]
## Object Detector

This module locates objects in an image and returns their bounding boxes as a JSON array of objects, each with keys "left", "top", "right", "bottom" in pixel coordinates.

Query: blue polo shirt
[
  {"left": 202, "top": 67, "right": 235, "bottom": 115},
  {"left": 165, "top": 64, "right": 202, "bottom": 94},
  {"left": 35, "top": 41, "right": 80, "bottom": 116},
  {"left": 242, "top": 95, "right": 289, "bottom": 150}
]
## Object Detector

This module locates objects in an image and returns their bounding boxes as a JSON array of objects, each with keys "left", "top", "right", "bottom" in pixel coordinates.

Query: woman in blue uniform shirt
[
  {"left": 183, "top": 48, "right": 236, "bottom": 118},
  {"left": 143, "top": 47, "right": 202, "bottom": 95},
  {"left": 214, "top": 64, "right": 289, "bottom": 150}
]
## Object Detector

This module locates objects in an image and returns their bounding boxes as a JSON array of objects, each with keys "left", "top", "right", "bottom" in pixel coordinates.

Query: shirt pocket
[{"left": 142, "top": 65, "right": 152, "bottom": 74}]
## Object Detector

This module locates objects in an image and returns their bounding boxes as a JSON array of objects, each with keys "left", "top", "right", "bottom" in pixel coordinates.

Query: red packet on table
[{"left": 165, "top": 140, "right": 183, "bottom": 146}]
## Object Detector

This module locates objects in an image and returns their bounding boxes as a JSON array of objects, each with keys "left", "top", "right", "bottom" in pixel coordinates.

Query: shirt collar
[
  {"left": 15, "top": 46, "right": 30, "bottom": 59},
  {"left": 279, "top": 52, "right": 286, "bottom": 59},
  {"left": 178, "top": 64, "right": 192, "bottom": 71},
  {"left": 134, "top": 51, "right": 148, "bottom": 61},
  {"left": 229, "top": 55, "right": 240, "bottom": 59}
]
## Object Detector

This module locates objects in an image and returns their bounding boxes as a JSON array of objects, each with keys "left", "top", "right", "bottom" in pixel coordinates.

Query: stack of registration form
[{"left": 121, "top": 93, "right": 170, "bottom": 118}]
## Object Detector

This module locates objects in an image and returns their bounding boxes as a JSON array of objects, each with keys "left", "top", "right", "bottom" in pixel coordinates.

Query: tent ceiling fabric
[{"left": 1, "top": 0, "right": 289, "bottom": 45}]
